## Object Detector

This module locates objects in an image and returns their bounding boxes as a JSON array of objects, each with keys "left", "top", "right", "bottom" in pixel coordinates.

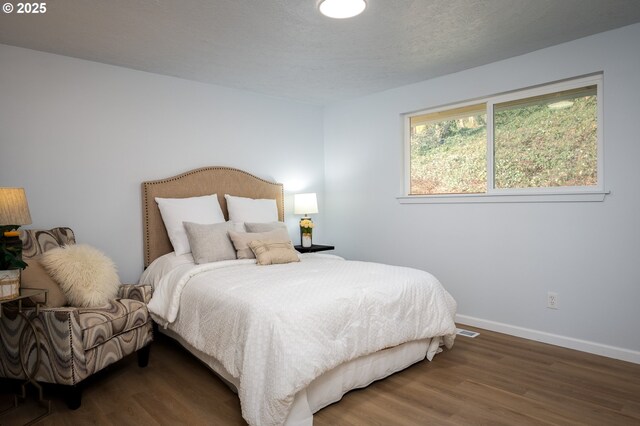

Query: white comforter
[{"left": 141, "top": 254, "right": 457, "bottom": 426}]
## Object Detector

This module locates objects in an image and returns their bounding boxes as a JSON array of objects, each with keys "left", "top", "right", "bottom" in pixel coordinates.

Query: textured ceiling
[{"left": 1, "top": 0, "right": 640, "bottom": 104}]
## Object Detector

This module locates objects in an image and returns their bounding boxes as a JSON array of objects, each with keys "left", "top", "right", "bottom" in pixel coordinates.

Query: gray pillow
[
  {"left": 244, "top": 222, "right": 287, "bottom": 233},
  {"left": 183, "top": 221, "right": 238, "bottom": 264}
]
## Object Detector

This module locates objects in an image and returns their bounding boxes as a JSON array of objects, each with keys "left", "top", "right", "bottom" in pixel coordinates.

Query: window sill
[{"left": 397, "top": 191, "right": 609, "bottom": 204}]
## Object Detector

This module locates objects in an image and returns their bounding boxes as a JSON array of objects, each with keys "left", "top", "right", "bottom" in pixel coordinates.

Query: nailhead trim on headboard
[{"left": 142, "top": 166, "right": 285, "bottom": 268}]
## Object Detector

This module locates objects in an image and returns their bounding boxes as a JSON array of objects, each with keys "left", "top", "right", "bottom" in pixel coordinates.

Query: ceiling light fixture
[{"left": 318, "top": 0, "right": 366, "bottom": 19}]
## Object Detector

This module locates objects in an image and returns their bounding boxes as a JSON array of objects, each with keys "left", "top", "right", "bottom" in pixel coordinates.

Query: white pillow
[
  {"left": 40, "top": 244, "right": 120, "bottom": 308},
  {"left": 225, "top": 194, "right": 278, "bottom": 223},
  {"left": 156, "top": 194, "right": 225, "bottom": 256}
]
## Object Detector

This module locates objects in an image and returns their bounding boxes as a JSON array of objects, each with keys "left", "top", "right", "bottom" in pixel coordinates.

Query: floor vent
[{"left": 456, "top": 328, "right": 480, "bottom": 338}]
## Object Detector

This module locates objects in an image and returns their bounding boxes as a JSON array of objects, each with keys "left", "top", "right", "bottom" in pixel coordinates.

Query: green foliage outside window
[
  {"left": 410, "top": 115, "right": 486, "bottom": 194},
  {"left": 409, "top": 84, "right": 598, "bottom": 195},
  {"left": 494, "top": 95, "right": 597, "bottom": 189}
]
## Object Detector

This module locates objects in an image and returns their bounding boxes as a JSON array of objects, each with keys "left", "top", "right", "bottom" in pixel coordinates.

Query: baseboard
[{"left": 456, "top": 314, "right": 640, "bottom": 364}]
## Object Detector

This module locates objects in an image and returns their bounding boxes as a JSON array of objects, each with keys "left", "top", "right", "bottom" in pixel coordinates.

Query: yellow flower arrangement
[{"left": 300, "top": 219, "right": 315, "bottom": 235}]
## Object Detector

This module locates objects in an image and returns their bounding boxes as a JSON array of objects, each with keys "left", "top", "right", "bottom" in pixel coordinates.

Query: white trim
[
  {"left": 403, "top": 117, "right": 411, "bottom": 196},
  {"left": 486, "top": 102, "right": 495, "bottom": 192},
  {"left": 489, "top": 74, "right": 599, "bottom": 106},
  {"left": 456, "top": 314, "right": 640, "bottom": 364},
  {"left": 397, "top": 190, "right": 608, "bottom": 204},
  {"left": 597, "top": 75, "right": 605, "bottom": 194}
]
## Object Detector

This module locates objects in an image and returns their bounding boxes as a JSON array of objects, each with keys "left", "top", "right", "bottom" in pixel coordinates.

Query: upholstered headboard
[{"left": 142, "top": 167, "right": 284, "bottom": 268}]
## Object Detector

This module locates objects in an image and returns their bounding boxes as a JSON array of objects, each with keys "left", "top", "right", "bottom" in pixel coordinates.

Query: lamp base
[{"left": 299, "top": 217, "right": 314, "bottom": 248}]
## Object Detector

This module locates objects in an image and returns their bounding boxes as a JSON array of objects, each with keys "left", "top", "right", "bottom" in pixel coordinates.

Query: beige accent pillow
[
  {"left": 228, "top": 228, "right": 291, "bottom": 259},
  {"left": 20, "top": 257, "right": 67, "bottom": 307},
  {"left": 40, "top": 244, "right": 120, "bottom": 308},
  {"left": 248, "top": 240, "right": 300, "bottom": 265}
]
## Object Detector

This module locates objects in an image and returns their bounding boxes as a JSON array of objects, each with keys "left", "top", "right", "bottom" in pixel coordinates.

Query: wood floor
[{"left": 2, "top": 324, "right": 639, "bottom": 425}]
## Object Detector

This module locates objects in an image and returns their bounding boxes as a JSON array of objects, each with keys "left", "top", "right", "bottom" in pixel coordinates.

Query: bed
[{"left": 139, "top": 166, "right": 457, "bottom": 425}]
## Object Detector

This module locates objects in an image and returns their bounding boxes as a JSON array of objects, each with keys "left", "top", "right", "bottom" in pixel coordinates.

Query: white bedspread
[{"left": 141, "top": 254, "right": 457, "bottom": 426}]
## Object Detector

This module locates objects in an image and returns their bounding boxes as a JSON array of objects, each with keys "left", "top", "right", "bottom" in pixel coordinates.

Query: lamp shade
[
  {"left": 294, "top": 193, "right": 318, "bottom": 215},
  {"left": 0, "top": 188, "right": 32, "bottom": 226}
]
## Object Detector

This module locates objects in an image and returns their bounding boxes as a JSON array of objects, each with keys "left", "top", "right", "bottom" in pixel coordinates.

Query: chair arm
[
  {"left": 118, "top": 284, "right": 153, "bottom": 304},
  {"left": 0, "top": 307, "right": 87, "bottom": 385}
]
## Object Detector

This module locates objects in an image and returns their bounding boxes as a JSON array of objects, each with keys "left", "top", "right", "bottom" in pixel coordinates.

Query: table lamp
[
  {"left": 0, "top": 188, "right": 32, "bottom": 299},
  {"left": 294, "top": 193, "right": 318, "bottom": 248}
]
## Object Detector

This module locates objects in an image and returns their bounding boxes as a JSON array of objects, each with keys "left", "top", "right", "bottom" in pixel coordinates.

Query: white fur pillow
[{"left": 40, "top": 244, "right": 120, "bottom": 307}]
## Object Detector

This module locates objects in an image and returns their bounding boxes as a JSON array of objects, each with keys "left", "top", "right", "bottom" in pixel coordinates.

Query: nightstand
[{"left": 295, "top": 244, "right": 335, "bottom": 253}]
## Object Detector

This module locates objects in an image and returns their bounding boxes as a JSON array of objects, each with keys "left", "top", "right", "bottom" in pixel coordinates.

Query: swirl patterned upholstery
[
  {"left": 0, "top": 228, "right": 153, "bottom": 408},
  {"left": 20, "top": 227, "right": 76, "bottom": 258}
]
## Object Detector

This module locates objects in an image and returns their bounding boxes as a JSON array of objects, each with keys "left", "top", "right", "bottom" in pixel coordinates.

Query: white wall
[
  {"left": 0, "top": 44, "right": 325, "bottom": 283},
  {"left": 323, "top": 24, "right": 640, "bottom": 361}
]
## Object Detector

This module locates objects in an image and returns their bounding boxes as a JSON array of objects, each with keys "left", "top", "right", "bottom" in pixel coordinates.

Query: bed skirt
[{"left": 160, "top": 327, "right": 436, "bottom": 425}]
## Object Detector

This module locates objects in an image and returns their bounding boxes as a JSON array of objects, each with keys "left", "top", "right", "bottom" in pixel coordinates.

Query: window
[
  {"left": 409, "top": 104, "right": 487, "bottom": 195},
  {"left": 403, "top": 75, "right": 604, "bottom": 202}
]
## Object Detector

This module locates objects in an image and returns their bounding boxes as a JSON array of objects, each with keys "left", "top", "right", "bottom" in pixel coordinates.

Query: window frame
[{"left": 400, "top": 74, "right": 607, "bottom": 204}]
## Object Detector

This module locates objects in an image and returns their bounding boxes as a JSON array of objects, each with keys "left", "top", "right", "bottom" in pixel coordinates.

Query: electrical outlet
[{"left": 547, "top": 291, "right": 559, "bottom": 309}]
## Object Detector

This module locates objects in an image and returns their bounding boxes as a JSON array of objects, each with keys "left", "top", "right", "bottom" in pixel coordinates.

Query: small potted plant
[{"left": 0, "top": 227, "right": 28, "bottom": 300}]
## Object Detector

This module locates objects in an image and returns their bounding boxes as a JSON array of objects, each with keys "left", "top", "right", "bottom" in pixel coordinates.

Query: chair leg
[
  {"left": 64, "top": 384, "right": 82, "bottom": 410},
  {"left": 137, "top": 345, "right": 151, "bottom": 368}
]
